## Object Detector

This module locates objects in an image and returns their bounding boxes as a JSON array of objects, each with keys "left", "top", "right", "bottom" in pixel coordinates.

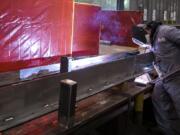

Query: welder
[{"left": 133, "top": 21, "right": 180, "bottom": 135}]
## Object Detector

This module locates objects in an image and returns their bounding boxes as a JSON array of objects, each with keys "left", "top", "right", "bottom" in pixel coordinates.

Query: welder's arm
[{"left": 165, "top": 27, "right": 180, "bottom": 45}]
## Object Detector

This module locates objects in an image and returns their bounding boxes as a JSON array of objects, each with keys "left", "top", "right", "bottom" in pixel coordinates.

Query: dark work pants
[{"left": 152, "top": 75, "right": 180, "bottom": 135}]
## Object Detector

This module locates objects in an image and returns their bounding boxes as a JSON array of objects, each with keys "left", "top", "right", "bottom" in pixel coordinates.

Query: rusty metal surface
[
  {"left": 0, "top": 52, "right": 154, "bottom": 131},
  {"left": 2, "top": 82, "right": 152, "bottom": 135}
]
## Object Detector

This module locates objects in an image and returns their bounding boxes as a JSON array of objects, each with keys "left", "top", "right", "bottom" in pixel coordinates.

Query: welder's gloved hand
[
  {"left": 132, "top": 37, "right": 152, "bottom": 53},
  {"left": 132, "top": 24, "right": 152, "bottom": 53},
  {"left": 132, "top": 38, "right": 151, "bottom": 48}
]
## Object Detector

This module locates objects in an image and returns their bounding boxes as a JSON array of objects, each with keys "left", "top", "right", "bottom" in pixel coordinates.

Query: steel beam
[{"left": 0, "top": 52, "right": 154, "bottom": 131}]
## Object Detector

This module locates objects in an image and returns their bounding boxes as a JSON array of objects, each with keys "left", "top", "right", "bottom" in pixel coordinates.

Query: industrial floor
[{"left": 99, "top": 44, "right": 138, "bottom": 55}]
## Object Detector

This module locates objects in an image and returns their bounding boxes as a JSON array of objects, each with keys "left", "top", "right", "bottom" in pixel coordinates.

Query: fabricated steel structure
[{"left": 0, "top": 51, "right": 154, "bottom": 132}]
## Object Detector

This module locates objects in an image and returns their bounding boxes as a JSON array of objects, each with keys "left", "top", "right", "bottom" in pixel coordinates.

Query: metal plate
[{"left": 0, "top": 52, "right": 154, "bottom": 131}]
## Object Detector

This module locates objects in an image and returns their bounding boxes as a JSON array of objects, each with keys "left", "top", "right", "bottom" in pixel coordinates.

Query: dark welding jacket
[{"left": 152, "top": 25, "right": 180, "bottom": 79}]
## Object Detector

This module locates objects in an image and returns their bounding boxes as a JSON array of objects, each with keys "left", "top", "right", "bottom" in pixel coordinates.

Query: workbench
[
  {"left": 0, "top": 49, "right": 154, "bottom": 135},
  {"left": 1, "top": 81, "right": 153, "bottom": 135}
]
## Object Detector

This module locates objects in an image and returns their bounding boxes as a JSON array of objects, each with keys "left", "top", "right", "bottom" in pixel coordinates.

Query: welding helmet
[
  {"left": 132, "top": 24, "right": 148, "bottom": 47},
  {"left": 146, "top": 21, "right": 162, "bottom": 44},
  {"left": 132, "top": 21, "right": 162, "bottom": 46}
]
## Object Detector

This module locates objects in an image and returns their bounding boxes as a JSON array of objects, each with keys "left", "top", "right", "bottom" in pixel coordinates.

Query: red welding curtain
[
  {"left": 72, "top": 3, "right": 101, "bottom": 57},
  {"left": 100, "top": 11, "right": 143, "bottom": 47},
  {"left": 0, "top": 0, "right": 73, "bottom": 72}
]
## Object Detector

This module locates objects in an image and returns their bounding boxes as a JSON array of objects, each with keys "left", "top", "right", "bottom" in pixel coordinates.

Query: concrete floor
[{"left": 99, "top": 44, "right": 138, "bottom": 55}]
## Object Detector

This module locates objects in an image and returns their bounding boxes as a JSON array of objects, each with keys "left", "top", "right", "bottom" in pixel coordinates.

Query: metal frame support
[
  {"left": 58, "top": 79, "right": 77, "bottom": 129},
  {"left": 134, "top": 92, "right": 144, "bottom": 125},
  {"left": 60, "top": 56, "right": 72, "bottom": 73}
]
